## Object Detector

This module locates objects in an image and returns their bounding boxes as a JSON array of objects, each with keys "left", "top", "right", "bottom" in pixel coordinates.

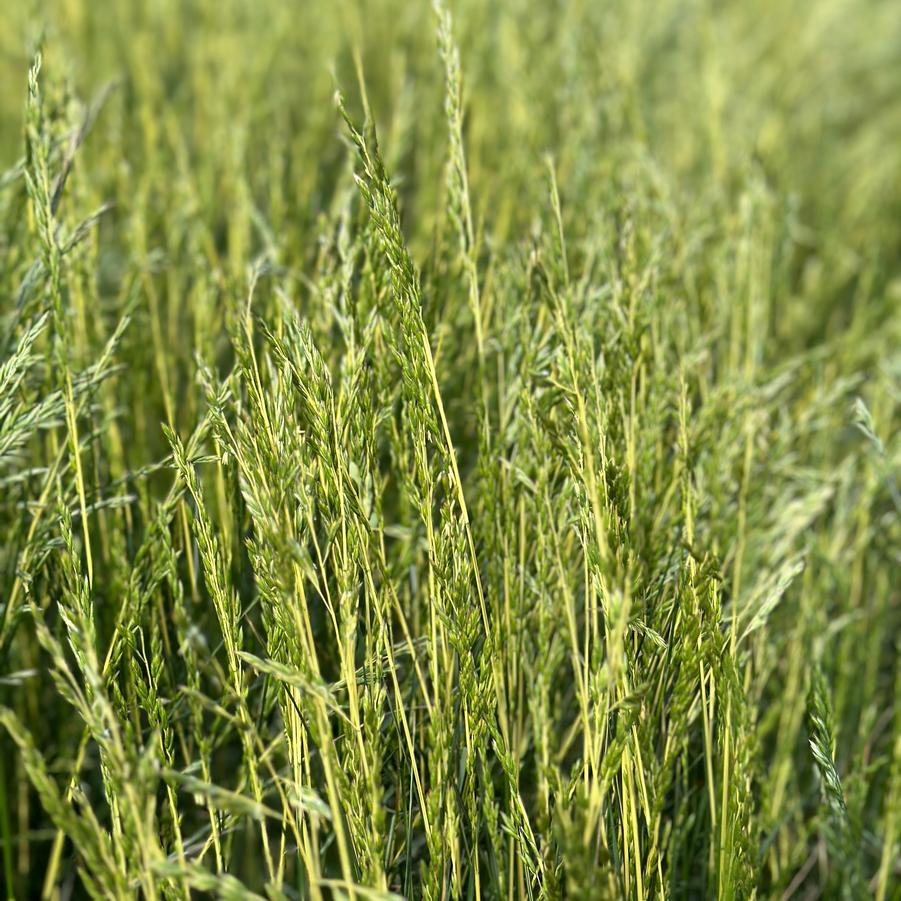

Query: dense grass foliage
[{"left": 1, "top": 0, "right": 899, "bottom": 898}]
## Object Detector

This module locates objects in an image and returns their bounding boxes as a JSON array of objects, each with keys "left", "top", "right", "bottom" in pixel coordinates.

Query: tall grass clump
[{"left": 0, "top": 0, "right": 899, "bottom": 898}]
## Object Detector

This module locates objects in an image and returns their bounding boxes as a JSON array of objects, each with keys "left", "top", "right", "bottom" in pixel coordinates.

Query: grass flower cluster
[{"left": 0, "top": 0, "right": 899, "bottom": 898}]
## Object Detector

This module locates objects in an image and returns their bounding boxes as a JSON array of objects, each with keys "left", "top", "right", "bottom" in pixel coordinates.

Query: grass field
[{"left": 1, "top": 0, "right": 899, "bottom": 898}]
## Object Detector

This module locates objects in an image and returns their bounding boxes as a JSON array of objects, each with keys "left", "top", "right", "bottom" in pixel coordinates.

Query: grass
[{"left": 0, "top": 0, "right": 899, "bottom": 898}]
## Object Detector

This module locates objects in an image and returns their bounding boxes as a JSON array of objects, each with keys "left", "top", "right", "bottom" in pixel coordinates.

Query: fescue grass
[{"left": 1, "top": 0, "right": 899, "bottom": 898}]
